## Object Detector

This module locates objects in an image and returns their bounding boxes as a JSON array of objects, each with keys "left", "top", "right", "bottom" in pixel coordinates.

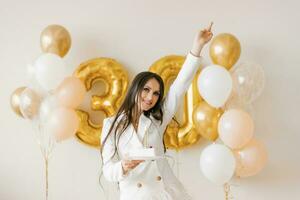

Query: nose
[{"left": 145, "top": 92, "right": 153, "bottom": 101}]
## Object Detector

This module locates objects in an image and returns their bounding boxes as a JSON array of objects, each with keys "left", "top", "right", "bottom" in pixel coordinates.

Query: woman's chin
[{"left": 141, "top": 106, "right": 153, "bottom": 112}]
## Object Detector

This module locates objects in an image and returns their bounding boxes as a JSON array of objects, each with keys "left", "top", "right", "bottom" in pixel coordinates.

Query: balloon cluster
[
  {"left": 197, "top": 33, "right": 267, "bottom": 185},
  {"left": 10, "top": 25, "right": 86, "bottom": 156}
]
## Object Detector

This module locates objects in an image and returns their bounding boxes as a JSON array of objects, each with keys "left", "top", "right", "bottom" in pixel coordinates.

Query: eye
[
  {"left": 154, "top": 92, "right": 160, "bottom": 96},
  {"left": 143, "top": 87, "right": 150, "bottom": 92}
]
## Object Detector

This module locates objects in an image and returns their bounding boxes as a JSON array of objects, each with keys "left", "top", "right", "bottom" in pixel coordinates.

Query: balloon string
[
  {"left": 176, "top": 150, "right": 180, "bottom": 179},
  {"left": 224, "top": 183, "right": 231, "bottom": 200},
  {"left": 45, "top": 157, "right": 49, "bottom": 200},
  {"left": 34, "top": 120, "right": 54, "bottom": 200}
]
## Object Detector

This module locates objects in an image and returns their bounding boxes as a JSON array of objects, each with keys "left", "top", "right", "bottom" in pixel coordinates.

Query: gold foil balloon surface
[
  {"left": 40, "top": 24, "right": 71, "bottom": 57},
  {"left": 74, "top": 58, "right": 128, "bottom": 147},
  {"left": 210, "top": 33, "right": 241, "bottom": 69},
  {"left": 149, "top": 55, "right": 203, "bottom": 150},
  {"left": 10, "top": 87, "right": 26, "bottom": 118},
  {"left": 192, "top": 101, "right": 223, "bottom": 141}
]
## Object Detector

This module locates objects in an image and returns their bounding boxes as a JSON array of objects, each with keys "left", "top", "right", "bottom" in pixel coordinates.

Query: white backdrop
[{"left": 1, "top": 0, "right": 299, "bottom": 199}]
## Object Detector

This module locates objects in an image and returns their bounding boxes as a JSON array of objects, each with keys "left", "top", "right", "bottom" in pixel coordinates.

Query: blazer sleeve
[
  {"left": 101, "top": 118, "right": 127, "bottom": 182},
  {"left": 162, "top": 52, "right": 203, "bottom": 124}
]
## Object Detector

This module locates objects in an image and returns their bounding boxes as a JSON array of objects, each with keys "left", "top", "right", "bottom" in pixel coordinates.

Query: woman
[{"left": 101, "top": 23, "right": 213, "bottom": 200}]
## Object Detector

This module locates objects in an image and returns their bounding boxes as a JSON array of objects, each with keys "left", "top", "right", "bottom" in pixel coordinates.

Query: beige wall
[{"left": 1, "top": 0, "right": 299, "bottom": 199}]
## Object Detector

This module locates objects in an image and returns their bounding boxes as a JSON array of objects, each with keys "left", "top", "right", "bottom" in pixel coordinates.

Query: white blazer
[{"left": 101, "top": 53, "right": 203, "bottom": 200}]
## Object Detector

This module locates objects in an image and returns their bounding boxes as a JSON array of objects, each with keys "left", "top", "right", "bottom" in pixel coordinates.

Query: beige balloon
[
  {"left": 234, "top": 138, "right": 268, "bottom": 177},
  {"left": 45, "top": 107, "right": 79, "bottom": 142},
  {"left": 10, "top": 87, "right": 26, "bottom": 117},
  {"left": 218, "top": 109, "right": 254, "bottom": 149},
  {"left": 40, "top": 24, "right": 71, "bottom": 57},
  {"left": 55, "top": 76, "right": 86, "bottom": 108}
]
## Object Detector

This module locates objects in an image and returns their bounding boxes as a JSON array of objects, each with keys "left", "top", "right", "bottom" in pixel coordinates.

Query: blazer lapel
[
  {"left": 121, "top": 124, "right": 143, "bottom": 149},
  {"left": 137, "top": 114, "right": 152, "bottom": 144},
  {"left": 118, "top": 113, "right": 152, "bottom": 149}
]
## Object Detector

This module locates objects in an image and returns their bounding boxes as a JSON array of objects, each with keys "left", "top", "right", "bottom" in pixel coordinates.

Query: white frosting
[{"left": 128, "top": 148, "right": 157, "bottom": 158}]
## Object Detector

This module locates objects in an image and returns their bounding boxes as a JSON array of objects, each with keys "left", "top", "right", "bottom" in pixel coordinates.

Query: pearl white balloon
[
  {"left": 223, "top": 91, "right": 255, "bottom": 118},
  {"left": 39, "top": 94, "right": 59, "bottom": 124},
  {"left": 230, "top": 62, "right": 265, "bottom": 104},
  {"left": 200, "top": 143, "right": 236, "bottom": 185},
  {"left": 27, "top": 64, "right": 48, "bottom": 97},
  {"left": 198, "top": 65, "right": 233, "bottom": 108},
  {"left": 34, "top": 53, "right": 67, "bottom": 91}
]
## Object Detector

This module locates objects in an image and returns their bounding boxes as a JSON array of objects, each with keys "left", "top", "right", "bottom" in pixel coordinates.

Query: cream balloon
[
  {"left": 234, "top": 138, "right": 268, "bottom": 177},
  {"left": 200, "top": 143, "right": 236, "bottom": 185},
  {"left": 218, "top": 109, "right": 254, "bottom": 149},
  {"left": 55, "top": 76, "right": 86, "bottom": 108},
  {"left": 197, "top": 65, "right": 232, "bottom": 108},
  {"left": 34, "top": 53, "right": 67, "bottom": 91},
  {"left": 230, "top": 62, "right": 265, "bottom": 104},
  {"left": 44, "top": 107, "right": 79, "bottom": 142}
]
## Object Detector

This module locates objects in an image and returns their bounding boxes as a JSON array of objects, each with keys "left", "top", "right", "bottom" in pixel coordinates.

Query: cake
[{"left": 127, "top": 147, "right": 157, "bottom": 159}]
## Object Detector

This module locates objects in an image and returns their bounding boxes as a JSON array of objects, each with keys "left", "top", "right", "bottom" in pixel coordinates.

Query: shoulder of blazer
[
  {"left": 102, "top": 113, "right": 126, "bottom": 131},
  {"left": 101, "top": 116, "right": 116, "bottom": 139},
  {"left": 103, "top": 114, "right": 121, "bottom": 124},
  {"left": 103, "top": 116, "right": 113, "bottom": 124}
]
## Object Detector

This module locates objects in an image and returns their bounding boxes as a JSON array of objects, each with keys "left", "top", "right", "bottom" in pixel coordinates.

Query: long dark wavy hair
[{"left": 100, "top": 71, "right": 166, "bottom": 160}]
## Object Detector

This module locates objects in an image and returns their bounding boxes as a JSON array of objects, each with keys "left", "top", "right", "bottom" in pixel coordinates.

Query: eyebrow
[{"left": 144, "top": 85, "right": 160, "bottom": 93}]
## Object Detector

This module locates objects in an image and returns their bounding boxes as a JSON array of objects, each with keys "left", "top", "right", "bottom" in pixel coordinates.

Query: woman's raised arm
[{"left": 162, "top": 23, "right": 213, "bottom": 124}]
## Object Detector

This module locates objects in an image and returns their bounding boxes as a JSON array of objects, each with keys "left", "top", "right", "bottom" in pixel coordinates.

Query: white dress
[{"left": 101, "top": 53, "right": 203, "bottom": 200}]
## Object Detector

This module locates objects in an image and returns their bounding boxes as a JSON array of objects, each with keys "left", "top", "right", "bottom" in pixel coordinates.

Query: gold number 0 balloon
[
  {"left": 149, "top": 55, "right": 203, "bottom": 150},
  {"left": 74, "top": 58, "right": 128, "bottom": 147}
]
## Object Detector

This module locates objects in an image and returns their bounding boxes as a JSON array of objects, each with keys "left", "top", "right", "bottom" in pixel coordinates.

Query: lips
[{"left": 142, "top": 101, "right": 152, "bottom": 106}]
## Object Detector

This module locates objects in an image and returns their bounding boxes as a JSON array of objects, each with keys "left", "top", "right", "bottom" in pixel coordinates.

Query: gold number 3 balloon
[
  {"left": 149, "top": 55, "right": 203, "bottom": 150},
  {"left": 74, "top": 58, "right": 128, "bottom": 147}
]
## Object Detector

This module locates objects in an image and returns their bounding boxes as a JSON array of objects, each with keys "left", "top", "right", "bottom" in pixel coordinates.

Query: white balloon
[
  {"left": 34, "top": 53, "right": 67, "bottom": 91},
  {"left": 39, "top": 94, "right": 59, "bottom": 124},
  {"left": 27, "top": 64, "right": 48, "bottom": 97},
  {"left": 200, "top": 143, "right": 236, "bottom": 185},
  {"left": 198, "top": 65, "right": 233, "bottom": 108}
]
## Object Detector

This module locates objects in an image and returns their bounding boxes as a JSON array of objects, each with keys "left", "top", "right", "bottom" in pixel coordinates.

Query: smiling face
[{"left": 137, "top": 78, "right": 161, "bottom": 111}]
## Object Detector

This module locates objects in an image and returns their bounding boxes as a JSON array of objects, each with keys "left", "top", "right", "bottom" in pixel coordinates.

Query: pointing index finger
[{"left": 207, "top": 22, "right": 213, "bottom": 31}]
